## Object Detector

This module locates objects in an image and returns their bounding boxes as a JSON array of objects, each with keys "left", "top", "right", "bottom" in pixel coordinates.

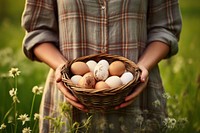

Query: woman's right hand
[{"left": 55, "top": 64, "right": 88, "bottom": 112}]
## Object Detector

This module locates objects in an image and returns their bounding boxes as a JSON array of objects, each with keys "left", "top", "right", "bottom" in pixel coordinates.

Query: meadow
[{"left": 0, "top": 0, "right": 200, "bottom": 132}]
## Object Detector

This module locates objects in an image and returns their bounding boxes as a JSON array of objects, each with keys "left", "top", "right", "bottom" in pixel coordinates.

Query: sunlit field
[{"left": 0, "top": 0, "right": 200, "bottom": 132}]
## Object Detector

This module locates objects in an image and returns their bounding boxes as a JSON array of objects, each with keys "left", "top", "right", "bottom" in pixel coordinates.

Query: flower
[
  {"left": 12, "top": 95, "right": 20, "bottom": 103},
  {"left": 136, "top": 115, "right": 144, "bottom": 126},
  {"left": 0, "top": 123, "right": 6, "bottom": 130},
  {"left": 152, "top": 99, "right": 161, "bottom": 108},
  {"left": 162, "top": 92, "right": 171, "bottom": 99},
  {"left": 32, "top": 86, "right": 43, "bottom": 95},
  {"left": 18, "top": 114, "right": 30, "bottom": 125},
  {"left": 163, "top": 117, "right": 176, "bottom": 129},
  {"left": 9, "top": 88, "right": 17, "bottom": 97},
  {"left": 9, "top": 68, "right": 21, "bottom": 78},
  {"left": 22, "top": 127, "right": 32, "bottom": 133},
  {"left": 177, "top": 118, "right": 188, "bottom": 128},
  {"left": 8, "top": 116, "right": 14, "bottom": 123},
  {"left": 34, "top": 113, "right": 40, "bottom": 120}
]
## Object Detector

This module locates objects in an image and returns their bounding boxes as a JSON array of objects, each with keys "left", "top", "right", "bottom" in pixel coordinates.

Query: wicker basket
[{"left": 61, "top": 53, "right": 141, "bottom": 111}]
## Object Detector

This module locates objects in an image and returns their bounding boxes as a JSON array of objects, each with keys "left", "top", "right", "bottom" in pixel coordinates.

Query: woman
[{"left": 21, "top": 0, "right": 182, "bottom": 132}]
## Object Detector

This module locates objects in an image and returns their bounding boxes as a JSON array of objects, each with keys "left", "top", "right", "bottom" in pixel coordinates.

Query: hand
[
  {"left": 115, "top": 65, "right": 149, "bottom": 110},
  {"left": 55, "top": 63, "right": 88, "bottom": 112}
]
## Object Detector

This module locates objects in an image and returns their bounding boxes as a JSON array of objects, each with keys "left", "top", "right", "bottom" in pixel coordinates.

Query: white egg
[
  {"left": 105, "top": 76, "right": 122, "bottom": 88},
  {"left": 120, "top": 72, "right": 134, "bottom": 84},
  {"left": 94, "top": 64, "right": 109, "bottom": 81},
  {"left": 97, "top": 59, "right": 109, "bottom": 69},
  {"left": 86, "top": 60, "right": 97, "bottom": 72},
  {"left": 70, "top": 75, "right": 82, "bottom": 85}
]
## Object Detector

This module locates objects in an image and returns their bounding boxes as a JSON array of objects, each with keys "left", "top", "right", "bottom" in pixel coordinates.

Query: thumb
[
  {"left": 55, "top": 63, "right": 66, "bottom": 83},
  {"left": 138, "top": 65, "right": 149, "bottom": 82}
]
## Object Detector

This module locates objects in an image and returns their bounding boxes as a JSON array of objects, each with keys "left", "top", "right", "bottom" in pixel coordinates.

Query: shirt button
[{"left": 101, "top": 6, "right": 105, "bottom": 10}]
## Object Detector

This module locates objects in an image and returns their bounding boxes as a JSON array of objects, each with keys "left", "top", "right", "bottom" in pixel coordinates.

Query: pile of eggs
[{"left": 70, "top": 59, "right": 134, "bottom": 89}]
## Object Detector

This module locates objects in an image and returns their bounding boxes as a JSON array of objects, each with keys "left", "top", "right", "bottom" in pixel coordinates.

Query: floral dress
[{"left": 21, "top": 0, "right": 182, "bottom": 132}]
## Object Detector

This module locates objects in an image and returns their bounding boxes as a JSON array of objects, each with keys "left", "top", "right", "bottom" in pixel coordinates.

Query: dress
[{"left": 21, "top": 0, "right": 182, "bottom": 132}]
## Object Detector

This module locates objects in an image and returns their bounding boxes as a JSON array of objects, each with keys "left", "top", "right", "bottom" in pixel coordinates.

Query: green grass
[
  {"left": 159, "top": 0, "right": 200, "bottom": 132},
  {"left": 0, "top": 0, "right": 200, "bottom": 132}
]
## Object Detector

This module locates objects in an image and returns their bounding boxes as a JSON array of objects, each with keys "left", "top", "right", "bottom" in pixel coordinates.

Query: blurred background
[{"left": 0, "top": 0, "right": 199, "bottom": 132}]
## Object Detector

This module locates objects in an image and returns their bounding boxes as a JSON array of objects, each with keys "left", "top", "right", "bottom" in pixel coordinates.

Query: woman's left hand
[{"left": 115, "top": 65, "right": 149, "bottom": 110}]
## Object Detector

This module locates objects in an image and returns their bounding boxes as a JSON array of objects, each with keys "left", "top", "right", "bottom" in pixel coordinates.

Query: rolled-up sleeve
[
  {"left": 147, "top": 0, "right": 182, "bottom": 57},
  {"left": 21, "top": 0, "right": 58, "bottom": 61}
]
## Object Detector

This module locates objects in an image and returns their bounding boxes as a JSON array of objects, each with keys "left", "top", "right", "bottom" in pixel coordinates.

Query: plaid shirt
[{"left": 22, "top": 0, "right": 182, "bottom": 132}]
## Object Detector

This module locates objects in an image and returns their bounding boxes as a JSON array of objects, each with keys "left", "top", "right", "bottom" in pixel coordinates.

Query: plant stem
[
  {"left": 32, "top": 120, "right": 38, "bottom": 133},
  {"left": 14, "top": 102, "right": 17, "bottom": 133},
  {"left": 30, "top": 94, "right": 36, "bottom": 127},
  {"left": 2, "top": 106, "right": 14, "bottom": 122}
]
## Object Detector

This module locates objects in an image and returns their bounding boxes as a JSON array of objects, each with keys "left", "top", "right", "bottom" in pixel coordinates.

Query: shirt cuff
[
  {"left": 147, "top": 28, "right": 179, "bottom": 58},
  {"left": 23, "top": 30, "right": 59, "bottom": 61}
]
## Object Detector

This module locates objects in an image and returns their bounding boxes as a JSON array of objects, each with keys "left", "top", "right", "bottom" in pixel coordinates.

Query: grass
[{"left": 0, "top": 0, "right": 200, "bottom": 132}]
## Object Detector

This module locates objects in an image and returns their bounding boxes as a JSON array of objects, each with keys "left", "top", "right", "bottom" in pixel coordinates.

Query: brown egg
[
  {"left": 70, "top": 61, "right": 90, "bottom": 75},
  {"left": 109, "top": 61, "right": 126, "bottom": 76},
  {"left": 78, "top": 72, "right": 96, "bottom": 89},
  {"left": 95, "top": 81, "right": 110, "bottom": 90}
]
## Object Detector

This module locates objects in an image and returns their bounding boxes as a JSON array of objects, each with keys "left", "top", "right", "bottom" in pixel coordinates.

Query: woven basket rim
[{"left": 61, "top": 53, "right": 141, "bottom": 93}]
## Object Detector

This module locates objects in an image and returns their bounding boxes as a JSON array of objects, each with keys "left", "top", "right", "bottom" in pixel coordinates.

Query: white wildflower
[
  {"left": 8, "top": 116, "right": 14, "bottom": 123},
  {"left": 9, "top": 68, "right": 21, "bottom": 78},
  {"left": 34, "top": 113, "right": 40, "bottom": 120},
  {"left": 0, "top": 123, "right": 6, "bottom": 130},
  {"left": 98, "top": 117, "right": 107, "bottom": 131},
  {"left": 173, "top": 56, "right": 184, "bottom": 73},
  {"left": 12, "top": 95, "right": 20, "bottom": 103},
  {"left": 136, "top": 115, "right": 144, "bottom": 126},
  {"left": 162, "top": 92, "right": 171, "bottom": 99},
  {"left": 120, "top": 125, "right": 128, "bottom": 132},
  {"left": 9, "top": 88, "right": 17, "bottom": 97},
  {"left": 32, "top": 86, "right": 43, "bottom": 95},
  {"left": 18, "top": 114, "right": 30, "bottom": 125},
  {"left": 152, "top": 99, "right": 161, "bottom": 108},
  {"left": 109, "top": 123, "right": 114, "bottom": 129},
  {"left": 163, "top": 118, "right": 176, "bottom": 129},
  {"left": 22, "top": 127, "right": 32, "bottom": 133},
  {"left": 177, "top": 117, "right": 188, "bottom": 128}
]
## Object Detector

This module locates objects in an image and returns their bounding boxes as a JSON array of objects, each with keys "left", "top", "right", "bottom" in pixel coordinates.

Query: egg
[
  {"left": 70, "top": 61, "right": 90, "bottom": 75},
  {"left": 86, "top": 60, "right": 97, "bottom": 72},
  {"left": 109, "top": 61, "right": 126, "bottom": 76},
  {"left": 120, "top": 72, "right": 134, "bottom": 84},
  {"left": 78, "top": 72, "right": 96, "bottom": 89},
  {"left": 94, "top": 64, "right": 109, "bottom": 81},
  {"left": 97, "top": 59, "right": 109, "bottom": 69},
  {"left": 105, "top": 76, "right": 122, "bottom": 88},
  {"left": 95, "top": 81, "right": 110, "bottom": 90},
  {"left": 70, "top": 75, "right": 82, "bottom": 85}
]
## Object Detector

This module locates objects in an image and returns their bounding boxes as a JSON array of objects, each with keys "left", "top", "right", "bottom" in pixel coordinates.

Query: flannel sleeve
[
  {"left": 147, "top": 0, "right": 182, "bottom": 57},
  {"left": 21, "top": 0, "right": 58, "bottom": 61}
]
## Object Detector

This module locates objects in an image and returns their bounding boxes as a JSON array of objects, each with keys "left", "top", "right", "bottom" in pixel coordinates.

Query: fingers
[
  {"left": 115, "top": 79, "right": 148, "bottom": 110},
  {"left": 57, "top": 82, "right": 77, "bottom": 101},
  {"left": 115, "top": 65, "right": 149, "bottom": 110},
  {"left": 57, "top": 82, "right": 88, "bottom": 112},
  {"left": 125, "top": 77, "right": 148, "bottom": 101},
  {"left": 55, "top": 63, "right": 88, "bottom": 112},
  {"left": 55, "top": 64, "right": 65, "bottom": 83},
  {"left": 115, "top": 99, "right": 135, "bottom": 110}
]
